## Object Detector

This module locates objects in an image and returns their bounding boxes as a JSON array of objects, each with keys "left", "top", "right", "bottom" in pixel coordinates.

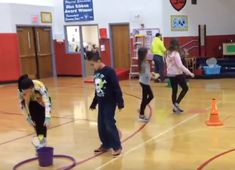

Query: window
[
  {"left": 65, "top": 26, "right": 80, "bottom": 53},
  {"left": 81, "top": 25, "right": 99, "bottom": 53}
]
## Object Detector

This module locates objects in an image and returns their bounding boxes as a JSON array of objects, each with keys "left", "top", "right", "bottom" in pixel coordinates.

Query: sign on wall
[
  {"left": 64, "top": 0, "right": 94, "bottom": 22},
  {"left": 223, "top": 43, "right": 235, "bottom": 56},
  {"left": 170, "top": 0, "right": 186, "bottom": 11},
  {"left": 171, "top": 15, "right": 188, "bottom": 31},
  {"left": 31, "top": 15, "right": 39, "bottom": 24}
]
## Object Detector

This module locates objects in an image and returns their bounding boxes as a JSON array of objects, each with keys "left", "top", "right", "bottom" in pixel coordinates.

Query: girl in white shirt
[
  {"left": 138, "top": 48, "right": 154, "bottom": 121},
  {"left": 166, "top": 39, "right": 194, "bottom": 113}
]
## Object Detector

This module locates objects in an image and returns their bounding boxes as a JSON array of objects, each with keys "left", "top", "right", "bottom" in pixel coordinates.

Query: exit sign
[{"left": 31, "top": 15, "right": 39, "bottom": 24}]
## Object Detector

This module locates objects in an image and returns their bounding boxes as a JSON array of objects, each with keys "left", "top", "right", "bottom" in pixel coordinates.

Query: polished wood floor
[{"left": 0, "top": 78, "right": 235, "bottom": 170}]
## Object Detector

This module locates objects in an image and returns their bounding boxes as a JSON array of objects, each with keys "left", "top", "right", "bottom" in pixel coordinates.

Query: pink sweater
[{"left": 166, "top": 51, "right": 192, "bottom": 76}]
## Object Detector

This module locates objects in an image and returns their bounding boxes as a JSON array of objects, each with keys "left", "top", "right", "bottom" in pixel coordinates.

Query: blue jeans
[
  {"left": 97, "top": 100, "right": 121, "bottom": 150},
  {"left": 153, "top": 55, "right": 165, "bottom": 81}
]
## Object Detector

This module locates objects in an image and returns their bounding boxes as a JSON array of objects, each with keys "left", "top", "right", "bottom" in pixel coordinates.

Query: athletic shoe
[
  {"left": 174, "top": 103, "right": 184, "bottom": 112},
  {"left": 37, "top": 138, "right": 47, "bottom": 149},
  {"left": 94, "top": 146, "right": 110, "bottom": 153},
  {"left": 112, "top": 148, "right": 122, "bottom": 156},
  {"left": 139, "top": 115, "right": 149, "bottom": 123}
]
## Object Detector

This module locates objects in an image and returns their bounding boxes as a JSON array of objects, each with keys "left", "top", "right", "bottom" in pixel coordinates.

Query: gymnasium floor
[{"left": 0, "top": 78, "right": 235, "bottom": 170}]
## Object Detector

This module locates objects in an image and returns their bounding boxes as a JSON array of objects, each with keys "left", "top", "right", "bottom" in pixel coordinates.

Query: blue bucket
[{"left": 37, "top": 147, "right": 54, "bottom": 167}]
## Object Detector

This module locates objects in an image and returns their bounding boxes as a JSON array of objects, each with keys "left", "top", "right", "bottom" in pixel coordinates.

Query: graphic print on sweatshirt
[{"left": 94, "top": 73, "right": 107, "bottom": 97}]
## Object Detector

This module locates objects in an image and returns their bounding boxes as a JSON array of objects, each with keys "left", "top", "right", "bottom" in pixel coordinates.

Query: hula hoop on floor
[{"left": 13, "top": 154, "right": 76, "bottom": 170}]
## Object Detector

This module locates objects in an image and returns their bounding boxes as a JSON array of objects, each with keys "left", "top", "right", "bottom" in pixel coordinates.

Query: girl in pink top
[{"left": 166, "top": 39, "right": 194, "bottom": 113}]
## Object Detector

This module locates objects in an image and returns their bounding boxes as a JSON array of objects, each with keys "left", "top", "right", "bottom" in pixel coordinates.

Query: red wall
[
  {"left": 1, "top": 34, "right": 233, "bottom": 82},
  {"left": 164, "top": 36, "right": 199, "bottom": 57},
  {"left": 164, "top": 34, "right": 235, "bottom": 58},
  {"left": 206, "top": 34, "right": 235, "bottom": 57},
  {"left": 54, "top": 39, "right": 111, "bottom": 76},
  {"left": 54, "top": 40, "right": 82, "bottom": 76},
  {"left": 100, "top": 38, "right": 111, "bottom": 66},
  {"left": 0, "top": 33, "right": 20, "bottom": 82}
]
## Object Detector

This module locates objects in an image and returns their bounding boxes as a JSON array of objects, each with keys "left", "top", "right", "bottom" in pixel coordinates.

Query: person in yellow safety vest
[{"left": 150, "top": 33, "right": 166, "bottom": 83}]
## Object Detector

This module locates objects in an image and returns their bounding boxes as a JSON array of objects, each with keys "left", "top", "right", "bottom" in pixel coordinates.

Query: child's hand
[
  {"left": 190, "top": 73, "right": 195, "bottom": 78},
  {"left": 89, "top": 106, "right": 96, "bottom": 110},
  {"left": 89, "top": 104, "right": 96, "bottom": 110},
  {"left": 152, "top": 72, "right": 160, "bottom": 80},
  {"left": 44, "top": 117, "right": 51, "bottom": 127},
  {"left": 118, "top": 103, "right": 124, "bottom": 111},
  {"left": 27, "top": 116, "right": 35, "bottom": 126}
]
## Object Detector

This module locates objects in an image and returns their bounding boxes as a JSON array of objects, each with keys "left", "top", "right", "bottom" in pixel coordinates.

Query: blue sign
[{"left": 64, "top": 0, "right": 94, "bottom": 22}]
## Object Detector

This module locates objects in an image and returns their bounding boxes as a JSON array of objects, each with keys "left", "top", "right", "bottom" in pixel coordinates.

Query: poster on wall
[
  {"left": 171, "top": 15, "right": 188, "bottom": 31},
  {"left": 132, "top": 28, "right": 160, "bottom": 49},
  {"left": 64, "top": 0, "right": 94, "bottom": 22},
  {"left": 41, "top": 12, "right": 52, "bottom": 23}
]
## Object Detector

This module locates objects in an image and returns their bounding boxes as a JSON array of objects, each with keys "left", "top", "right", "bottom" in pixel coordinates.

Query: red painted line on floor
[
  {"left": 0, "top": 110, "right": 73, "bottom": 119},
  {"left": 197, "top": 148, "right": 235, "bottom": 170},
  {"left": 1, "top": 92, "right": 151, "bottom": 169},
  {"left": 0, "top": 117, "right": 98, "bottom": 147},
  {"left": 0, "top": 119, "right": 75, "bottom": 146},
  {"left": 71, "top": 92, "right": 153, "bottom": 168},
  {"left": 0, "top": 110, "right": 21, "bottom": 115}
]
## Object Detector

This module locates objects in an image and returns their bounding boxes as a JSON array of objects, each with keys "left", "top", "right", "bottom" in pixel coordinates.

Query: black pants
[
  {"left": 29, "top": 101, "right": 47, "bottom": 137},
  {"left": 169, "top": 75, "right": 189, "bottom": 105},
  {"left": 140, "top": 83, "right": 154, "bottom": 115},
  {"left": 153, "top": 55, "right": 165, "bottom": 81},
  {"left": 98, "top": 100, "right": 121, "bottom": 150}
]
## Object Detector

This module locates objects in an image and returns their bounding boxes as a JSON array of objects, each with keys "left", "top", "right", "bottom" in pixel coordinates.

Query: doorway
[
  {"left": 65, "top": 25, "right": 99, "bottom": 77},
  {"left": 81, "top": 25, "right": 99, "bottom": 77},
  {"left": 110, "top": 24, "right": 130, "bottom": 69},
  {"left": 17, "top": 26, "right": 53, "bottom": 79}
]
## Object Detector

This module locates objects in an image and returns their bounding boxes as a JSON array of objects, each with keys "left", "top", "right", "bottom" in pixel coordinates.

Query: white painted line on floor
[{"left": 95, "top": 113, "right": 199, "bottom": 170}]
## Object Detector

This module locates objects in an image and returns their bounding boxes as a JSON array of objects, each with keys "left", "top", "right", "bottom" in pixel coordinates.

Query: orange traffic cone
[{"left": 206, "top": 98, "right": 223, "bottom": 126}]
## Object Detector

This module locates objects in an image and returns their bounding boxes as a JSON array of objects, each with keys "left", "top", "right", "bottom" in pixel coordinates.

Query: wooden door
[
  {"left": 17, "top": 27, "right": 37, "bottom": 78},
  {"left": 35, "top": 27, "right": 53, "bottom": 78},
  {"left": 111, "top": 24, "right": 130, "bottom": 69}
]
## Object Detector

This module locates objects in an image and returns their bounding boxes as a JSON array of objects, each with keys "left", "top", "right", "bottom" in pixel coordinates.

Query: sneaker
[
  {"left": 173, "top": 107, "right": 180, "bottom": 113},
  {"left": 112, "top": 148, "right": 122, "bottom": 156},
  {"left": 37, "top": 138, "right": 47, "bottom": 149},
  {"left": 174, "top": 103, "right": 184, "bottom": 112},
  {"left": 138, "top": 115, "right": 149, "bottom": 122},
  {"left": 94, "top": 146, "right": 110, "bottom": 153},
  {"left": 32, "top": 136, "right": 46, "bottom": 149}
]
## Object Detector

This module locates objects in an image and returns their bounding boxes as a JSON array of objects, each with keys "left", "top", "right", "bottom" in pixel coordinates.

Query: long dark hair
[
  {"left": 168, "top": 38, "right": 180, "bottom": 53},
  {"left": 138, "top": 47, "right": 148, "bottom": 73}
]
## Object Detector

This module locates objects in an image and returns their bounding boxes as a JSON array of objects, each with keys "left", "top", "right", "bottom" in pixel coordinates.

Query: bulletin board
[
  {"left": 223, "top": 43, "right": 235, "bottom": 56},
  {"left": 132, "top": 28, "right": 160, "bottom": 48}
]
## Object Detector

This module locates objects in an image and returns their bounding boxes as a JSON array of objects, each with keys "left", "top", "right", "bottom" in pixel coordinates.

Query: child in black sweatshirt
[{"left": 87, "top": 51, "right": 124, "bottom": 156}]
